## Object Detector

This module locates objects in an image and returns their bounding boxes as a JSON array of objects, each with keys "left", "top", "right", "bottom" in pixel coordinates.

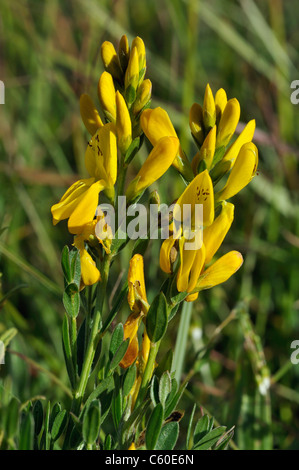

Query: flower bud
[
  {"left": 97, "top": 71, "right": 116, "bottom": 122},
  {"left": 101, "top": 41, "right": 123, "bottom": 83},
  {"left": 115, "top": 91, "right": 132, "bottom": 155}
]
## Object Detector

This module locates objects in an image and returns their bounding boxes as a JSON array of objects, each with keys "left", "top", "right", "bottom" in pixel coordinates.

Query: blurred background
[{"left": 0, "top": 0, "right": 299, "bottom": 449}]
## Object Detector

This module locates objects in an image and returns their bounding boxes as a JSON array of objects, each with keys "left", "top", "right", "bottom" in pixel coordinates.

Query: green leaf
[
  {"left": 186, "top": 404, "right": 196, "bottom": 449},
  {"left": 193, "top": 414, "right": 210, "bottom": 444},
  {"left": 61, "top": 246, "right": 71, "bottom": 284},
  {"left": 123, "top": 365, "right": 137, "bottom": 397},
  {"left": 109, "top": 323, "right": 124, "bottom": 358},
  {"left": 83, "top": 401, "right": 101, "bottom": 445},
  {"left": 193, "top": 426, "right": 227, "bottom": 450},
  {"left": 159, "top": 371, "right": 172, "bottom": 407},
  {"left": 108, "top": 338, "right": 130, "bottom": 372},
  {"left": 62, "top": 314, "right": 76, "bottom": 388},
  {"left": 150, "top": 375, "right": 160, "bottom": 407},
  {"left": 155, "top": 421, "right": 179, "bottom": 450},
  {"left": 63, "top": 282, "right": 80, "bottom": 318},
  {"left": 146, "top": 292, "right": 168, "bottom": 343},
  {"left": 125, "top": 84, "right": 136, "bottom": 106},
  {"left": 33, "top": 400, "right": 44, "bottom": 436},
  {"left": 51, "top": 410, "right": 67, "bottom": 442},
  {"left": 100, "top": 281, "right": 128, "bottom": 334},
  {"left": 124, "top": 136, "right": 141, "bottom": 165},
  {"left": 155, "top": 349, "right": 173, "bottom": 378},
  {"left": 19, "top": 413, "right": 34, "bottom": 450},
  {"left": 103, "top": 434, "right": 112, "bottom": 450},
  {"left": 49, "top": 402, "right": 61, "bottom": 431},
  {"left": 80, "top": 376, "right": 114, "bottom": 420},
  {"left": 164, "top": 379, "right": 185, "bottom": 418},
  {"left": 145, "top": 403, "right": 164, "bottom": 450},
  {"left": 69, "top": 248, "right": 81, "bottom": 287},
  {"left": 5, "top": 397, "right": 19, "bottom": 439},
  {"left": 111, "top": 375, "right": 123, "bottom": 430}
]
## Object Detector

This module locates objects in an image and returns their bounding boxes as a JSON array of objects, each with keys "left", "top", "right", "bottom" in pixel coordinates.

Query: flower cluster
[
  {"left": 142, "top": 84, "right": 258, "bottom": 301},
  {"left": 51, "top": 35, "right": 258, "bottom": 371},
  {"left": 51, "top": 35, "right": 179, "bottom": 287}
]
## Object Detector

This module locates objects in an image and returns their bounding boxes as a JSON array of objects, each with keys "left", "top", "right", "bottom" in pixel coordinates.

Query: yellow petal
[
  {"left": 185, "top": 292, "right": 199, "bottom": 302},
  {"left": 195, "top": 251, "right": 243, "bottom": 291},
  {"left": 128, "top": 443, "right": 136, "bottom": 450},
  {"left": 79, "top": 94, "right": 103, "bottom": 136},
  {"left": 120, "top": 312, "right": 141, "bottom": 368},
  {"left": 189, "top": 102, "right": 204, "bottom": 146},
  {"left": 128, "top": 254, "right": 148, "bottom": 311},
  {"left": 177, "top": 238, "right": 205, "bottom": 292},
  {"left": 51, "top": 178, "right": 95, "bottom": 225},
  {"left": 203, "top": 201, "right": 234, "bottom": 264},
  {"left": 97, "top": 71, "right": 116, "bottom": 122},
  {"left": 141, "top": 107, "right": 177, "bottom": 144},
  {"left": 215, "top": 88, "right": 227, "bottom": 122},
  {"left": 126, "top": 136, "right": 179, "bottom": 201},
  {"left": 132, "top": 79, "right": 152, "bottom": 115},
  {"left": 116, "top": 91, "right": 132, "bottom": 155},
  {"left": 79, "top": 247, "right": 101, "bottom": 286},
  {"left": 216, "top": 98, "right": 240, "bottom": 148},
  {"left": 140, "top": 107, "right": 193, "bottom": 180},
  {"left": 131, "top": 36, "right": 146, "bottom": 78},
  {"left": 125, "top": 46, "right": 139, "bottom": 104},
  {"left": 101, "top": 41, "right": 123, "bottom": 82},
  {"left": 86, "top": 123, "right": 117, "bottom": 187},
  {"left": 68, "top": 180, "right": 106, "bottom": 235},
  {"left": 199, "top": 125, "right": 216, "bottom": 170},
  {"left": 174, "top": 170, "right": 214, "bottom": 228},
  {"left": 159, "top": 236, "right": 177, "bottom": 273},
  {"left": 118, "top": 34, "right": 130, "bottom": 71},
  {"left": 140, "top": 330, "right": 151, "bottom": 365},
  {"left": 216, "top": 142, "right": 258, "bottom": 201},
  {"left": 203, "top": 83, "right": 216, "bottom": 130},
  {"left": 222, "top": 119, "right": 256, "bottom": 168}
]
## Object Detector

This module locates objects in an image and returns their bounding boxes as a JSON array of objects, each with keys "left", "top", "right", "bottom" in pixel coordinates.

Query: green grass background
[{"left": 1, "top": 0, "right": 299, "bottom": 449}]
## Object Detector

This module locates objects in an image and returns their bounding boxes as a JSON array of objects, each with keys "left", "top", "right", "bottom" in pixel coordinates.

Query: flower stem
[
  {"left": 73, "top": 253, "right": 111, "bottom": 413},
  {"left": 134, "top": 340, "right": 160, "bottom": 409},
  {"left": 172, "top": 300, "right": 193, "bottom": 383}
]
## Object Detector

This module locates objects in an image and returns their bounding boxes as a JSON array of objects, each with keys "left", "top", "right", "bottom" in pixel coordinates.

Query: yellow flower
[
  {"left": 216, "top": 98, "right": 240, "bottom": 149},
  {"left": 120, "top": 254, "right": 149, "bottom": 369},
  {"left": 124, "top": 46, "right": 139, "bottom": 106},
  {"left": 191, "top": 126, "right": 216, "bottom": 174},
  {"left": 79, "top": 93, "right": 103, "bottom": 136},
  {"left": 221, "top": 119, "right": 256, "bottom": 169},
  {"left": 128, "top": 442, "right": 137, "bottom": 450},
  {"left": 189, "top": 102, "right": 204, "bottom": 146},
  {"left": 125, "top": 136, "right": 179, "bottom": 202},
  {"left": 215, "top": 88, "right": 227, "bottom": 123},
  {"left": 97, "top": 71, "right": 116, "bottom": 122},
  {"left": 175, "top": 202, "right": 243, "bottom": 301},
  {"left": 140, "top": 107, "right": 193, "bottom": 181},
  {"left": 203, "top": 83, "right": 216, "bottom": 130},
  {"left": 73, "top": 220, "right": 101, "bottom": 288},
  {"left": 115, "top": 91, "right": 132, "bottom": 155},
  {"left": 118, "top": 34, "right": 130, "bottom": 71},
  {"left": 101, "top": 41, "right": 123, "bottom": 83},
  {"left": 160, "top": 170, "right": 214, "bottom": 276},
  {"left": 51, "top": 123, "right": 117, "bottom": 234},
  {"left": 132, "top": 79, "right": 152, "bottom": 116},
  {"left": 215, "top": 142, "right": 258, "bottom": 202},
  {"left": 131, "top": 36, "right": 146, "bottom": 82}
]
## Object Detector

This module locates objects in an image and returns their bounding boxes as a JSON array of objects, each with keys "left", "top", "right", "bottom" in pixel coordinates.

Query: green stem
[
  {"left": 70, "top": 317, "right": 77, "bottom": 377},
  {"left": 172, "top": 300, "right": 193, "bottom": 383},
  {"left": 73, "top": 254, "right": 111, "bottom": 414},
  {"left": 134, "top": 341, "right": 160, "bottom": 409}
]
